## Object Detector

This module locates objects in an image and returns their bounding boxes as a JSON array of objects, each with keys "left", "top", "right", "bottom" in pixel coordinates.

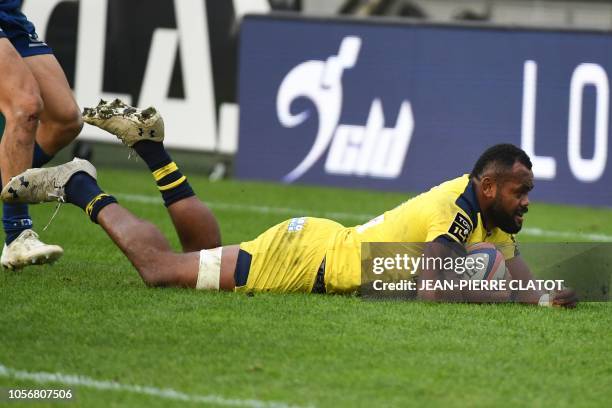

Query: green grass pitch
[{"left": 1, "top": 167, "right": 611, "bottom": 407}]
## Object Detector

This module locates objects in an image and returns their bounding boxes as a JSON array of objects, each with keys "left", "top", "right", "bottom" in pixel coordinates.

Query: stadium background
[
  {"left": 5, "top": 0, "right": 612, "bottom": 205},
  {"left": 1, "top": 1, "right": 611, "bottom": 407}
]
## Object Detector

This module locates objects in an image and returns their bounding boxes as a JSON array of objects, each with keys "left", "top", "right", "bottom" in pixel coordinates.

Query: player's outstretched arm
[
  {"left": 417, "top": 240, "right": 511, "bottom": 304},
  {"left": 506, "top": 256, "right": 578, "bottom": 308},
  {"left": 417, "top": 240, "right": 459, "bottom": 302},
  {"left": 417, "top": 240, "right": 571, "bottom": 306},
  {"left": 417, "top": 243, "right": 578, "bottom": 308}
]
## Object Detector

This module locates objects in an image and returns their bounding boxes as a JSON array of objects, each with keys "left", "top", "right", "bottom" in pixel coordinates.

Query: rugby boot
[
  {"left": 0, "top": 158, "right": 97, "bottom": 204},
  {"left": 83, "top": 99, "right": 164, "bottom": 146},
  {"left": 1, "top": 229, "right": 63, "bottom": 270}
]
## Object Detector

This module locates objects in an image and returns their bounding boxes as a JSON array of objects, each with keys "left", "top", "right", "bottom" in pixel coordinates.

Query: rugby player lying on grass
[{"left": 1, "top": 100, "right": 577, "bottom": 308}]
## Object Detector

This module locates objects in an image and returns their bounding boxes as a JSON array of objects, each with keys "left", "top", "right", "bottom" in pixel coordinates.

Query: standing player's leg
[
  {"left": 24, "top": 54, "right": 83, "bottom": 156},
  {"left": 1, "top": 159, "right": 237, "bottom": 289},
  {"left": 82, "top": 100, "right": 221, "bottom": 252},
  {"left": 0, "top": 9, "right": 80, "bottom": 269},
  {"left": 0, "top": 38, "right": 40, "bottom": 186},
  {"left": 3, "top": 56, "right": 83, "bottom": 267},
  {"left": 0, "top": 37, "right": 63, "bottom": 269}
]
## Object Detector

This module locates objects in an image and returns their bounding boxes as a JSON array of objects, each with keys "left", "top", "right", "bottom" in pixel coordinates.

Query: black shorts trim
[{"left": 234, "top": 249, "right": 252, "bottom": 287}]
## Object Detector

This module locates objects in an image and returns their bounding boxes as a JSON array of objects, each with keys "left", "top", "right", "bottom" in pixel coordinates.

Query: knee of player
[
  {"left": 54, "top": 106, "right": 84, "bottom": 140},
  {"left": 209, "top": 223, "right": 222, "bottom": 248},
  {"left": 8, "top": 93, "right": 44, "bottom": 125},
  {"left": 137, "top": 262, "right": 173, "bottom": 287},
  {"left": 209, "top": 234, "right": 222, "bottom": 249},
  {"left": 139, "top": 266, "right": 164, "bottom": 287}
]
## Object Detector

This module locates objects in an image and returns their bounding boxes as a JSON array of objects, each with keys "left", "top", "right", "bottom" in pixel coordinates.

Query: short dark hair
[{"left": 470, "top": 144, "right": 532, "bottom": 179}]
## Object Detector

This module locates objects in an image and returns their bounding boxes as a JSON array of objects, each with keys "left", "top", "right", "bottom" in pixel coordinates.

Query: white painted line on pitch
[
  {"left": 0, "top": 363, "right": 308, "bottom": 408},
  {"left": 519, "top": 227, "right": 612, "bottom": 242},
  {"left": 113, "top": 193, "right": 612, "bottom": 242},
  {"left": 114, "top": 193, "right": 373, "bottom": 220}
]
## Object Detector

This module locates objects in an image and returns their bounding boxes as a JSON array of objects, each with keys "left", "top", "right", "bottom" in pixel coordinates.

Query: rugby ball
[{"left": 463, "top": 243, "right": 507, "bottom": 281}]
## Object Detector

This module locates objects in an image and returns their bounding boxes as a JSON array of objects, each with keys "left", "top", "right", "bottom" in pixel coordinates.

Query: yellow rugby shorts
[{"left": 237, "top": 217, "right": 344, "bottom": 293}]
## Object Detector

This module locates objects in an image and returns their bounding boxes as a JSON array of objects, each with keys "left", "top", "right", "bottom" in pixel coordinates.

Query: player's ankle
[
  {"left": 85, "top": 193, "right": 118, "bottom": 223},
  {"left": 65, "top": 172, "right": 102, "bottom": 207},
  {"left": 3, "top": 221, "right": 33, "bottom": 245},
  {"left": 150, "top": 161, "right": 195, "bottom": 207},
  {"left": 133, "top": 140, "right": 170, "bottom": 172},
  {"left": 2, "top": 204, "right": 33, "bottom": 245}
]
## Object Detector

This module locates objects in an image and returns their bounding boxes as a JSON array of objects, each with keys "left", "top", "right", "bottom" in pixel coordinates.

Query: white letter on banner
[
  {"left": 521, "top": 60, "right": 556, "bottom": 180},
  {"left": 25, "top": 0, "right": 132, "bottom": 114},
  {"left": 74, "top": 0, "right": 132, "bottom": 141},
  {"left": 326, "top": 125, "right": 364, "bottom": 175},
  {"left": 139, "top": 0, "right": 217, "bottom": 150},
  {"left": 367, "top": 101, "right": 413, "bottom": 179},
  {"left": 65, "top": 0, "right": 216, "bottom": 150},
  {"left": 568, "top": 63, "right": 609, "bottom": 182},
  {"left": 74, "top": 0, "right": 131, "bottom": 107},
  {"left": 354, "top": 99, "right": 386, "bottom": 176}
]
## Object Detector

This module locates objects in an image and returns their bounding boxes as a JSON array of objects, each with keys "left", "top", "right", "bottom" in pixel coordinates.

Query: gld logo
[{"left": 276, "top": 36, "right": 414, "bottom": 183}]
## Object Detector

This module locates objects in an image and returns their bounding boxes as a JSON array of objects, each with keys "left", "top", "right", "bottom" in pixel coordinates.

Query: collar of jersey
[{"left": 455, "top": 176, "right": 481, "bottom": 229}]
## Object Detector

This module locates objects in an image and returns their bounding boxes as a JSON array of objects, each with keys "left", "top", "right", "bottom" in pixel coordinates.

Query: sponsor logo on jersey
[
  {"left": 448, "top": 213, "right": 472, "bottom": 243},
  {"left": 287, "top": 217, "right": 307, "bottom": 232}
]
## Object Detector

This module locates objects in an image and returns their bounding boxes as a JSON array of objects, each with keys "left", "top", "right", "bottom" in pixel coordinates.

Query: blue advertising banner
[{"left": 237, "top": 15, "right": 612, "bottom": 206}]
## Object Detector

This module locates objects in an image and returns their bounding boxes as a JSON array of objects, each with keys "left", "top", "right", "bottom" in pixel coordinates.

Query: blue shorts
[{"left": 0, "top": 8, "right": 53, "bottom": 57}]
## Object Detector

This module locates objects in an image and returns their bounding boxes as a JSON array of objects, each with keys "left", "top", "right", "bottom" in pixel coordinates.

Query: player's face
[{"left": 490, "top": 163, "right": 533, "bottom": 234}]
